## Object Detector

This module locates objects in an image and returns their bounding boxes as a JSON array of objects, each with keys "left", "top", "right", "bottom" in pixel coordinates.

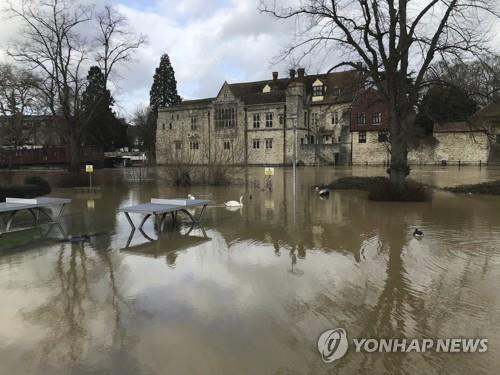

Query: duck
[
  {"left": 187, "top": 194, "right": 196, "bottom": 200},
  {"left": 225, "top": 196, "right": 243, "bottom": 207},
  {"left": 315, "top": 186, "right": 330, "bottom": 197},
  {"left": 413, "top": 228, "right": 424, "bottom": 239}
]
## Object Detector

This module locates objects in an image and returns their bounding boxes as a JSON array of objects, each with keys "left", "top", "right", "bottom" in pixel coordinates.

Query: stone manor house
[{"left": 156, "top": 69, "right": 497, "bottom": 166}]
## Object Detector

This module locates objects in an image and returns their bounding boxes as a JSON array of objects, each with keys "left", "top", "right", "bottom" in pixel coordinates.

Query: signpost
[
  {"left": 264, "top": 167, "right": 274, "bottom": 191},
  {"left": 264, "top": 167, "right": 274, "bottom": 176},
  {"left": 85, "top": 164, "right": 93, "bottom": 189}
]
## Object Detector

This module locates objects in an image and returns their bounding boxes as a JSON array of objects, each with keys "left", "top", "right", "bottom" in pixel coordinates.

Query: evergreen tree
[
  {"left": 149, "top": 54, "right": 182, "bottom": 112},
  {"left": 82, "top": 66, "right": 128, "bottom": 150},
  {"left": 147, "top": 54, "right": 181, "bottom": 163}
]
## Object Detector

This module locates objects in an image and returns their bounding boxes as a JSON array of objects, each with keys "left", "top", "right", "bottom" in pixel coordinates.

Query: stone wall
[
  {"left": 156, "top": 104, "right": 211, "bottom": 165},
  {"left": 246, "top": 105, "right": 286, "bottom": 165},
  {"left": 408, "top": 132, "right": 489, "bottom": 164},
  {"left": 351, "top": 131, "right": 390, "bottom": 164},
  {"left": 351, "top": 130, "right": 490, "bottom": 165},
  {"left": 299, "top": 144, "right": 339, "bottom": 164}
]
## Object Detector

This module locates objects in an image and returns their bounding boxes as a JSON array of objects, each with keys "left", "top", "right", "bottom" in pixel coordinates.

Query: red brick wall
[{"left": 350, "top": 89, "right": 390, "bottom": 131}]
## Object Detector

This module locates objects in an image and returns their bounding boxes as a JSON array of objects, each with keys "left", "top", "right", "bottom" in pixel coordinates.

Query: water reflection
[{"left": 0, "top": 166, "right": 500, "bottom": 374}]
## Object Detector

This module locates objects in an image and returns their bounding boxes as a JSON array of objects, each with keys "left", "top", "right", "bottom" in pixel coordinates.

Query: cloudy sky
[
  {"left": 1, "top": 0, "right": 300, "bottom": 119},
  {"left": 1, "top": 0, "right": 499, "bottom": 120}
]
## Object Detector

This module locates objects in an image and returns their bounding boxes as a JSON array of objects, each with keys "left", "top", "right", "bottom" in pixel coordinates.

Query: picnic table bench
[
  {"left": 0, "top": 197, "right": 71, "bottom": 236},
  {"left": 119, "top": 198, "right": 209, "bottom": 232}
]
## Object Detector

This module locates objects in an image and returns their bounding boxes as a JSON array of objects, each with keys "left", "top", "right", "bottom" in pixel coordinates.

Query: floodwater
[{"left": 1, "top": 166, "right": 500, "bottom": 375}]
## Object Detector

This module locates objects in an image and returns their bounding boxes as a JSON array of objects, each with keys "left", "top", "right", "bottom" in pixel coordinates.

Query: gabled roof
[
  {"left": 227, "top": 69, "right": 361, "bottom": 105},
  {"left": 304, "top": 70, "right": 362, "bottom": 104},
  {"left": 160, "top": 69, "right": 362, "bottom": 109},
  {"left": 433, "top": 122, "right": 480, "bottom": 133},
  {"left": 160, "top": 98, "right": 214, "bottom": 110},
  {"left": 470, "top": 99, "right": 500, "bottom": 123}
]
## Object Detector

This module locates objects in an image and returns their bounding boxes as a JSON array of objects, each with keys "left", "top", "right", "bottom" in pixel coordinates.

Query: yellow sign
[
  {"left": 85, "top": 165, "right": 94, "bottom": 173},
  {"left": 265, "top": 167, "right": 274, "bottom": 176}
]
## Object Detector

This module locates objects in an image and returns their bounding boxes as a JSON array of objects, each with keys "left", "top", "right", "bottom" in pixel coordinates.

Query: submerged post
[
  {"left": 293, "top": 116, "right": 297, "bottom": 197},
  {"left": 85, "top": 164, "right": 93, "bottom": 189}
]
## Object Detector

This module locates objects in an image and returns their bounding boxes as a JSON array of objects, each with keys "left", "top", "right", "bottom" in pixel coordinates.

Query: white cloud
[
  {"left": 111, "top": 0, "right": 297, "bottom": 118},
  {"left": 2, "top": 0, "right": 500, "bottom": 120}
]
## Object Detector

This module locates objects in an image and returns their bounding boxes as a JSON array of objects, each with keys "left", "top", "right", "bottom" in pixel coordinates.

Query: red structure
[
  {"left": 0, "top": 146, "right": 103, "bottom": 167},
  {"left": 350, "top": 89, "right": 390, "bottom": 132}
]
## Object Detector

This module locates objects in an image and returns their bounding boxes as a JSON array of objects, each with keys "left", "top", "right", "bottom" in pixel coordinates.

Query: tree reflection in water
[
  {"left": 22, "top": 240, "right": 130, "bottom": 372},
  {"left": 288, "top": 246, "right": 304, "bottom": 276}
]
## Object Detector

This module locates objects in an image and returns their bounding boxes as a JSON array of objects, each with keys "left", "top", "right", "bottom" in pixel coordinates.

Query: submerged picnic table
[
  {"left": 0, "top": 197, "right": 71, "bottom": 236},
  {"left": 119, "top": 198, "right": 209, "bottom": 232}
]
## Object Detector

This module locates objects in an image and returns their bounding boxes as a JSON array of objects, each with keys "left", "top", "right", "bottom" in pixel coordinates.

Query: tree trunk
[
  {"left": 68, "top": 132, "right": 81, "bottom": 172},
  {"left": 389, "top": 114, "right": 410, "bottom": 191}
]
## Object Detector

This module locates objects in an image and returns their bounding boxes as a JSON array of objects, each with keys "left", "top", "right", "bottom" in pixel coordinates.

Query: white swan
[
  {"left": 187, "top": 194, "right": 195, "bottom": 200},
  {"left": 225, "top": 196, "right": 243, "bottom": 207}
]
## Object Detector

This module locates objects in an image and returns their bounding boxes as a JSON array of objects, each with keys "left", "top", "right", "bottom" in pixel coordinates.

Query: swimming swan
[{"left": 225, "top": 196, "right": 243, "bottom": 207}]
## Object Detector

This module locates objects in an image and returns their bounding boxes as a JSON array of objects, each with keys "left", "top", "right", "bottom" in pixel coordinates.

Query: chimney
[
  {"left": 297, "top": 68, "right": 305, "bottom": 79},
  {"left": 289, "top": 69, "right": 296, "bottom": 79},
  {"left": 272, "top": 71, "right": 278, "bottom": 81}
]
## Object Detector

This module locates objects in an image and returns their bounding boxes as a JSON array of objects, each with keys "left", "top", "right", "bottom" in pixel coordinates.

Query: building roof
[
  {"left": 159, "top": 69, "right": 362, "bottom": 109},
  {"left": 227, "top": 69, "right": 360, "bottom": 106},
  {"left": 470, "top": 99, "right": 500, "bottom": 123},
  {"left": 159, "top": 98, "right": 214, "bottom": 110},
  {"left": 305, "top": 70, "right": 361, "bottom": 104},
  {"left": 433, "top": 122, "right": 483, "bottom": 133}
]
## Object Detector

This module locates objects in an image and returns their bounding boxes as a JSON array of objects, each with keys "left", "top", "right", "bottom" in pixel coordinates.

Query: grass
[
  {"left": 444, "top": 180, "right": 500, "bottom": 195},
  {"left": 327, "top": 176, "right": 431, "bottom": 202},
  {"left": 0, "top": 229, "right": 42, "bottom": 251},
  {"left": 326, "top": 176, "right": 387, "bottom": 191},
  {"left": 368, "top": 179, "right": 431, "bottom": 202}
]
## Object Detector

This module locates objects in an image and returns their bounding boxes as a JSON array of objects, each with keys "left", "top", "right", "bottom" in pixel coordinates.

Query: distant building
[
  {"left": 350, "top": 90, "right": 492, "bottom": 165},
  {"left": 157, "top": 70, "right": 496, "bottom": 166},
  {"left": 469, "top": 100, "right": 500, "bottom": 163},
  {"left": 0, "top": 115, "right": 64, "bottom": 149},
  {"left": 156, "top": 69, "right": 361, "bottom": 166},
  {"left": 0, "top": 115, "right": 104, "bottom": 167}
]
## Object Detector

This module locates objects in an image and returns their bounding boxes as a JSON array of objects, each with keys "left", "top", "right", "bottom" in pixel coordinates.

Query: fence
[
  {"left": 0, "top": 146, "right": 104, "bottom": 167},
  {"left": 351, "top": 160, "right": 499, "bottom": 167}
]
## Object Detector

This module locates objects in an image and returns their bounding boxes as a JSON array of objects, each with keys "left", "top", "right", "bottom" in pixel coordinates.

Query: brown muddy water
[{"left": 1, "top": 166, "right": 500, "bottom": 375}]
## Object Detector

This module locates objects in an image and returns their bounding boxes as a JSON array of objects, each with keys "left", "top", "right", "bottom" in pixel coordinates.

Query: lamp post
[
  {"left": 291, "top": 115, "right": 297, "bottom": 197},
  {"left": 290, "top": 115, "right": 298, "bottom": 225}
]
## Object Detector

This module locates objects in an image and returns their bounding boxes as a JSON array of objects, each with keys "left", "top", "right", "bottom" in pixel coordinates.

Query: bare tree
[
  {"left": 6, "top": 0, "right": 92, "bottom": 170},
  {"left": 427, "top": 55, "right": 500, "bottom": 106},
  {"left": 0, "top": 63, "right": 43, "bottom": 148},
  {"left": 261, "top": 0, "right": 500, "bottom": 189},
  {"left": 201, "top": 130, "right": 246, "bottom": 185},
  {"left": 95, "top": 5, "right": 147, "bottom": 86},
  {"left": 6, "top": 0, "right": 145, "bottom": 171},
  {"left": 131, "top": 105, "right": 156, "bottom": 161},
  {"left": 159, "top": 129, "right": 246, "bottom": 185}
]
